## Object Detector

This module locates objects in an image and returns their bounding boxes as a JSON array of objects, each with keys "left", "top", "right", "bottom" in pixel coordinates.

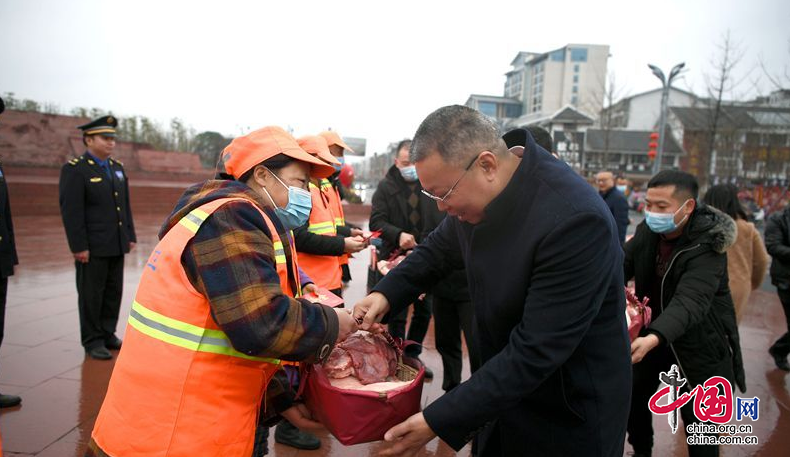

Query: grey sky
[{"left": 1, "top": 0, "right": 788, "bottom": 157}]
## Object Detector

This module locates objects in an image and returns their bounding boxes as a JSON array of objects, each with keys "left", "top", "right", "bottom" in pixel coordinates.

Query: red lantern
[
  {"left": 648, "top": 132, "right": 659, "bottom": 160},
  {"left": 339, "top": 164, "right": 354, "bottom": 188}
]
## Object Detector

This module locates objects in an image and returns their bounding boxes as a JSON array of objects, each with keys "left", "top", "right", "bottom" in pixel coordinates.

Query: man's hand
[
  {"left": 352, "top": 292, "right": 390, "bottom": 332},
  {"left": 631, "top": 333, "right": 660, "bottom": 364},
  {"left": 350, "top": 228, "right": 364, "bottom": 237},
  {"left": 281, "top": 403, "right": 324, "bottom": 431},
  {"left": 344, "top": 235, "right": 367, "bottom": 254},
  {"left": 398, "top": 232, "right": 416, "bottom": 250},
  {"left": 334, "top": 307, "right": 359, "bottom": 342},
  {"left": 378, "top": 412, "right": 436, "bottom": 457},
  {"left": 129, "top": 242, "right": 136, "bottom": 251},
  {"left": 302, "top": 283, "right": 318, "bottom": 296},
  {"left": 74, "top": 250, "right": 90, "bottom": 263}
]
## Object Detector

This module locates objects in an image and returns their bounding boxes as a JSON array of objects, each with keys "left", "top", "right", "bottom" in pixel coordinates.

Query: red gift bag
[
  {"left": 625, "top": 287, "right": 652, "bottom": 342},
  {"left": 303, "top": 350, "right": 425, "bottom": 445}
]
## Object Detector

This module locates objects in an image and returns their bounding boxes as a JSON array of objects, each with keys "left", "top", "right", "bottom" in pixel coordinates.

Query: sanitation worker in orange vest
[
  {"left": 293, "top": 135, "right": 367, "bottom": 298},
  {"left": 318, "top": 131, "right": 362, "bottom": 285},
  {"left": 85, "top": 126, "right": 358, "bottom": 457}
]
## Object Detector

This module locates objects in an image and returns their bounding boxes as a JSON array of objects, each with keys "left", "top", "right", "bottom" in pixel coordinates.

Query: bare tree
[
  {"left": 597, "top": 72, "right": 626, "bottom": 169},
  {"left": 702, "top": 30, "right": 750, "bottom": 184}
]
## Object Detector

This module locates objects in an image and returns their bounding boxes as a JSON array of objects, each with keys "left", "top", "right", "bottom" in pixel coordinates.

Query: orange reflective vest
[
  {"left": 91, "top": 197, "right": 301, "bottom": 457},
  {"left": 323, "top": 179, "right": 349, "bottom": 267},
  {"left": 297, "top": 181, "right": 342, "bottom": 290}
]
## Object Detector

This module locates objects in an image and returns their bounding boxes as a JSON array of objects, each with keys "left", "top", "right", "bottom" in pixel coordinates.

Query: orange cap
[
  {"left": 319, "top": 130, "right": 355, "bottom": 154},
  {"left": 297, "top": 135, "right": 341, "bottom": 166},
  {"left": 220, "top": 126, "right": 335, "bottom": 179}
]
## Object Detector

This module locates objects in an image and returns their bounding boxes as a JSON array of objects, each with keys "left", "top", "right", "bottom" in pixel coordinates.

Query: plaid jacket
[{"left": 86, "top": 180, "right": 336, "bottom": 457}]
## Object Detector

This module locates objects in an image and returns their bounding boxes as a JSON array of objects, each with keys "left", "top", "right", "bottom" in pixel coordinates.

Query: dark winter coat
[
  {"left": 601, "top": 187, "right": 630, "bottom": 243},
  {"left": 0, "top": 163, "right": 18, "bottom": 278},
  {"left": 765, "top": 206, "right": 790, "bottom": 289},
  {"left": 624, "top": 204, "right": 746, "bottom": 392},
  {"left": 373, "top": 135, "right": 631, "bottom": 456}
]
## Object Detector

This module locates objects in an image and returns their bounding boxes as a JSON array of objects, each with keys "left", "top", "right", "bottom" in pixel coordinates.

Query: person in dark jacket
[
  {"left": 624, "top": 170, "right": 745, "bottom": 457},
  {"left": 597, "top": 170, "right": 630, "bottom": 243},
  {"left": 355, "top": 106, "right": 631, "bottom": 457},
  {"left": 370, "top": 139, "right": 480, "bottom": 389},
  {"left": 368, "top": 140, "right": 435, "bottom": 379},
  {"left": 0, "top": 97, "right": 21, "bottom": 408},
  {"left": 59, "top": 116, "right": 137, "bottom": 360},
  {"left": 765, "top": 204, "right": 790, "bottom": 371}
]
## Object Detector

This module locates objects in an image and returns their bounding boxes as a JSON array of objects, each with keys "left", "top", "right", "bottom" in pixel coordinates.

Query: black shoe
[
  {"left": 0, "top": 393, "right": 21, "bottom": 408},
  {"left": 769, "top": 346, "right": 790, "bottom": 371},
  {"left": 105, "top": 336, "right": 123, "bottom": 350},
  {"left": 86, "top": 346, "right": 113, "bottom": 360},
  {"left": 414, "top": 358, "right": 433, "bottom": 379},
  {"left": 275, "top": 419, "right": 321, "bottom": 450}
]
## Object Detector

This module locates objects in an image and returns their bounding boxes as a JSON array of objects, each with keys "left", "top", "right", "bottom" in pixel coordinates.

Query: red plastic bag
[
  {"left": 303, "top": 350, "right": 425, "bottom": 445},
  {"left": 625, "top": 287, "right": 652, "bottom": 342}
]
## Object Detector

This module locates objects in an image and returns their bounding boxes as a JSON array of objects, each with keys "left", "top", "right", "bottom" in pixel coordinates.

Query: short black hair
[
  {"left": 647, "top": 170, "right": 699, "bottom": 200},
  {"left": 411, "top": 105, "right": 506, "bottom": 167},
  {"left": 395, "top": 139, "right": 412, "bottom": 155},
  {"left": 525, "top": 126, "right": 553, "bottom": 153},
  {"left": 703, "top": 184, "right": 747, "bottom": 220},
  {"left": 236, "top": 154, "right": 294, "bottom": 183}
]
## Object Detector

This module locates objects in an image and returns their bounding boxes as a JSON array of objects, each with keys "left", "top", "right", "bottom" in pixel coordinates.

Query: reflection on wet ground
[{"left": 0, "top": 213, "right": 788, "bottom": 456}]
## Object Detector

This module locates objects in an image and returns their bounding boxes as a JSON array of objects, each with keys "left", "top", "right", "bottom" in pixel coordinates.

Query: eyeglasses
[{"left": 421, "top": 154, "right": 479, "bottom": 202}]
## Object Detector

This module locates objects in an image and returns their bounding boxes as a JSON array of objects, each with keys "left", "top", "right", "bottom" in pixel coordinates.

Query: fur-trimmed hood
[{"left": 685, "top": 203, "right": 738, "bottom": 254}]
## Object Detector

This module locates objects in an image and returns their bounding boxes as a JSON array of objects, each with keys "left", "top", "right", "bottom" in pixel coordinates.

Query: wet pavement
[{"left": 0, "top": 211, "right": 789, "bottom": 456}]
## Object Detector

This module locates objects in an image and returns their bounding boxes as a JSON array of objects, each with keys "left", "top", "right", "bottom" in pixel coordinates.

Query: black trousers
[
  {"left": 628, "top": 345, "right": 718, "bottom": 457},
  {"left": 76, "top": 255, "right": 124, "bottom": 350},
  {"left": 388, "top": 294, "right": 432, "bottom": 358},
  {"left": 432, "top": 296, "right": 481, "bottom": 391},
  {"left": 770, "top": 287, "right": 790, "bottom": 357},
  {"left": 0, "top": 277, "right": 7, "bottom": 349}
]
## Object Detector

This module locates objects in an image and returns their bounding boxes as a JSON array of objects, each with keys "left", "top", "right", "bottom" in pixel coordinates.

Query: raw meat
[{"left": 324, "top": 331, "right": 398, "bottom": 385}]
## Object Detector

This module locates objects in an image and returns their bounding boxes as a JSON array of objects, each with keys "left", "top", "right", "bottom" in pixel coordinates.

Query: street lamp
[{"left": 647, "top": 62, "right": 685, "bottom": 174}]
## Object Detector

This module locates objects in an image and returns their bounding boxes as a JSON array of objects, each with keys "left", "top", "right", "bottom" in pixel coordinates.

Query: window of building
[
  {"left": 505, "top": 104, "right": 522, "bottom": 118},
  {"left": 573, "top": 74, "right": 579, "bottom": 83},
  {"left": 572, "top": 85, "right": 578, "bottom": 93},
  {"left": 574, "top": 64, "right": 580, "bottom": 73},
  {"left": 478, "top": 102, "right": 497, "bottom": 117},
  {"left": 570, "top": 48, "right": 588, "bottom": 62},
  {"left": 550, "top": 49, "right": 565, "bottom": 61},
  {"left": 571, "top": 95, "right": 578, "bottom": 105}
]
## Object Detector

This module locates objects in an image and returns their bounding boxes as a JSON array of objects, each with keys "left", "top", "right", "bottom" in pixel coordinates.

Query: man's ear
[{"left": 509, "top": 146, "right": 525, "bottom": 158}]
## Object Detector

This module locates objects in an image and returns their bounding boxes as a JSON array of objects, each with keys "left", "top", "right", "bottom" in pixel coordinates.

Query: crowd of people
[{"left": 1, "top": 97, "right": 789, "bottom": 456}]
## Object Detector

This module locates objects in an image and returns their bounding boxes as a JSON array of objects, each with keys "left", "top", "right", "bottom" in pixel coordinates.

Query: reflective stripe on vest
[
  {"left": 307, "top": 220, "right": 335, "bottom": 235},
  {"left": 128, "top": 301, "right": 282, "bottom": 364}
]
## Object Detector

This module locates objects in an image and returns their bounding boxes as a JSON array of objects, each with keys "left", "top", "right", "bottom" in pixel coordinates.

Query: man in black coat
[
  {"left": 596, "top": 171, "right": 630, "bottom": 244},
  {"left": 0, "top": 97, "right": 21, "bottom": 408},
  {"left": 354, "top": 106, "right": 631, "bottom": 457},
  {"left": 369, "top": 139, "right": 480, "bottom": 387},
  {"left": 624, "top": 170, "right": 745, "bottom": 457},
  {"left": 59, "top": 116, "right": 136, "bottom": 360},
  {"left": 765, "top": 204, "right": 790, "bottom": 371}
]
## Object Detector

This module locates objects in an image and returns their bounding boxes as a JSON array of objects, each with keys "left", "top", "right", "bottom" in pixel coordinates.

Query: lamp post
[{"left": 647, "top": 62, "right": 685, "bottom": 174}]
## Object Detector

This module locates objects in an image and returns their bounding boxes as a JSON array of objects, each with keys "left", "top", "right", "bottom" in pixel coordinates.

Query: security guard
[
  {"left": 0, "top": 97, "right": 21, "bottom": 408},
  {"left": 59, "top": 115, "right": 136, "bottom": 360}
]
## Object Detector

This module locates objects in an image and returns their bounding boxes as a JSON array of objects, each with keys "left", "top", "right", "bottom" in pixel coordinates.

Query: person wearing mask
[
  {"left": 624, "top": 171, "right": 745, "bottom": 457},
  {"left": 85, "top": 126, "right": 357, "bottom": 457},
  {"left": 368, "top": 139, "right": 437, "bottom": 379},
  {"left": 703, "top": 184, "right": 768, "bottom": 321}
]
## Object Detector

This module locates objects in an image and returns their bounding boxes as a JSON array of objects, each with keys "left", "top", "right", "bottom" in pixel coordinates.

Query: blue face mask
[
  {"left": 645, "top": 200, "right": 691, "bottom": 234},
  {"left": 616, "top": 185, "right": 628, "bottom": 193},
  {"left": 399, "top": 165, "right": 418, "bottom": 182},
  {"left": 262, "top": 168, "right": 312, "bottom": 230},
  {"left": 333, "top": 156, "right": 345, "bottom": 172}
]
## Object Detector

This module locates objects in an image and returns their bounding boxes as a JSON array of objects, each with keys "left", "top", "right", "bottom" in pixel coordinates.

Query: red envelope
[{"left": 304, "top": 287, "right": 344, "bottom": 308}]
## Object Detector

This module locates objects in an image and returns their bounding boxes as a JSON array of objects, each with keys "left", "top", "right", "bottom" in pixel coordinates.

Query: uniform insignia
[
  {"left": 115, "top": 170, "right": 124, "bottom": 180},
  {"left": 88, "top": 159, "right": 95, "bottom": 165},
  {"left": 90, "top": 177, "right": 103, "bottom": 183},
  {"left": 107, "top": 116, "right": 114, "bottom": 124}
]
